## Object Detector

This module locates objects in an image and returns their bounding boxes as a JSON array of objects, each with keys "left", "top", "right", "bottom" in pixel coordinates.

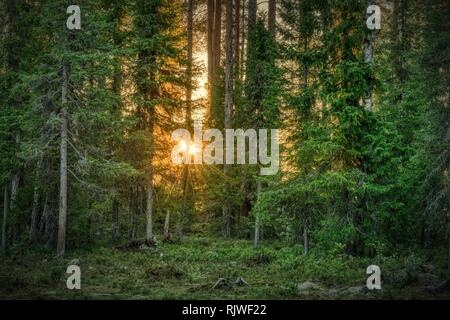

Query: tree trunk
[
  {"left": 164, "top": 211, "right": 171, "bottom": 242},
  {"left": 44, "top": 201, "right": 55, "bottom": 247},
  {"left": 364, "top": 0, "right": 375, "bottom": 111},
  {"left": 239, "top": 0, "right": 245, "bottom": 82},
  {"left": 447, "top": 202, "right": 450, "bottom": 282},
  {"left": 447, "top": 148, "right": 450, "bottom": 281},
  {"left": 179, "top": 0, "right": 194, "bottom": 237},
  {"left": 225, "top": 0, "right": 234, "bottom": 137},
  {"left": 268, "top": 0, "right": 276, "bottom": 36},
  {"left": 234, "top": 0, "right": 240, "bottom": 80},
  {"left": 213, "top": 0, "right": 222, "bottom": 73},
  {"left": 57, "top": 61, "right": 69, "bottom": 258},
  {"left": 10, "top": 151, "right": 20, "bottom": 212},
  {"left": 246, "top": 0, "right": 257, "bottom": 83},
  {"left": 128, "top": 185, "right": 135, "bottom": 240},
  {"left": 303, "top": 222, "right": 309, "bottom": 255},
  {"left": 187, "top": 0, "right": 194, "bottom": 118},
  {"left": 111, "top": 199, "right": 119, "bottom": 241},
  {"left": 146, "top": 148, "right": 154, "bottom": 244},
  {"left": 38, "top": 195, "right": 48, "bottom": 238},
  {"left": 29, "top": 186, "right": 40, "bottom": 243},
  {"left": 1, "top": 186, "right": 8, "bottom": 254},
  {"left": 248, "top": 0, "right": 257, "bottom": 32},
  {"left": 30, "top": 157, "right": 43, "bottom": 242},
  {"left": 223, "top": 0, "right": 234, "bottom": 238},
  {"left": 207, "top": 0, "right": 214, "bottom": 112},
  {"left": 146, "top": 97, "right": 155, "bottom": 244},
  {"left": 393, "top": 0, "right": 408, "bottom": 84},
  {"left": 254, "top": 180, "right": 261, "bottom": 248}
]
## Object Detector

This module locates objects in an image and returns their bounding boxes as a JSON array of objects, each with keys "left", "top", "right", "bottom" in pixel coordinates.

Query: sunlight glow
[
  {"left": 189, "top": 144, "right": 199, "bottom": 155},
  {"left": 179, "top": 140, "right": 188, "bottom": 152},
  {"left": 178, "top": 140, "right": 199, "bottom": 156}
]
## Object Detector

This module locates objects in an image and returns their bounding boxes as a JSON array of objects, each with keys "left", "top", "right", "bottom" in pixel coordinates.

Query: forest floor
[{"left": 1, "top": 236, "right": 450, "bottom": 300}]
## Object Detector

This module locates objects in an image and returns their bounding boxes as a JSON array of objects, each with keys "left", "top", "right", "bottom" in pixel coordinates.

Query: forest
[{"left": 0, "top": 0, "right": 449, "bottom": 300}]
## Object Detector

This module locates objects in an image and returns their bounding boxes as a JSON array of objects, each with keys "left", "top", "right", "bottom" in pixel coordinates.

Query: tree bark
[
  {"left": 268, "top": 0, "right": 276, "bottom": 36},
  {"left": 239, "top": 0, "right": 245, "bottom": 82},
  {"left": 364, "top": 0, "right": 375, "bottom": 111},
  {"left": 234, "top": 0, "right": 240, "bottom": 80},
  {"left": 146, "top": 82, "right": 156, "bottom": 244},
  {"left": 10, "top": 154, "right": 20, "bottom": 212},
  {"left": 128, "top": 185, "right": 135, "bottom": 240},
  {"left": 246, "top": 0, "right": 257, "bottom": 81},
  {"left": 207, "top": 0, "right": 215, "bottom": 114},
  {"left": 303, "top": 222, "right": 309, "bottom": 255},
  {"left": 180, "top": 0, "right": 194, "bottom": 236},
  {"left": 164, "top": 211, "right": 171, "bottom": 241},
  {"left": 248, "top": 0, "right": 257, "bottom": 32},
  {"left": 30, "top": 157, "right": 43, "bottom": 242},
  {"left": 111, "top": 199, "right": 119, "bottom": 241},
  {"left": 2, "top": 1, "right": 20, "bottom": 244},
  {"left": 57, "top": 61, "right": 69, "bottom": 258},
  {"left": 254, "top": 180, "right": 261, "bottom": 248},
  {"left": 223, "top": 0, "right": 234, "bottom": 238},
  {"left": 146, "top": 132, "right": 154, "bottom": 244},
  {"left": 213, "top": 0, "right": 223, "bottom": 74},
  {"left": 447, "top": 140, "right": 450, "bottom": 281},
  {"left": 29, "top": 186, "right": 40, "bottom": 243},
  {"left": 1, "top": 186, "right": 8, "bottom": 254},
  {"left": 187, "top": 0, "right": 194, "bottom": 118}
]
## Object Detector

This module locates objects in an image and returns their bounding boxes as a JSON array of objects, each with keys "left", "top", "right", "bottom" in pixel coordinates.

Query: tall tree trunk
[
  {"left": 1, "top": 1, "right": 10, "bottom": 252},
  {"left": 447, "top": 121, "right": 450, "bottom": 283},
  {"left": 364, "top": 0, "right": 375, "bottom": 111},
  {"left": 213, "top": 0, "right": 222, "bottom": 74},
  {"left": 180, "top": 0, "right": 194, "bottom": 236},
  {"left": 254, "top": 180, "right": 261, "bottom": 248},
  {"left": 234, "top": 0, "right": 240, "bottom": 80},
  {"left": 10, "top": 145, "right": 20, "bottom": 211},
  {"left": 187, "top": 0, "right": 193, "bottom": 118},
  {"left": 128, "top": 185, "right": 135, "bottom": 240},
  {"left": 57, "top": 61, "right": 69, "bottom": 258},
  {"left": 1, "top": 186, "right": 8, "bottom": 254},
  {"left": 38, "top": 195, "right": 47, "bottom": 238},
  {"left": 146, "top": 126, "right": 154, "bottom": 244},
  {"left": 164, "top": 211, "right": 171, "bottom": 242},
  {"left": 303, "top": 222, "right": 309, "bottom": 255},
  {"left": 111, "top": 199, "right": 119, "bottom": 241},
  {"left": 29, "top": 186, "right": 40, "bottom": 243},
  {"left": 210, "top": 0, "right": 223, "bottom": 121},
  {"left": 207, "top": 0, "right": 215, "bottom": 114},
  {"left": 246, "top": 0, "right": 257, "bottom": 82},
  {"left": 239, "top": 0, "right": 245, "bottom": 82},
  {"left": 447, "top": 165, "right": 450, "bottom": 282},
  {"left": 145, "top": 72, "right": 156, "bottom": 245},
  {"left": 29, "top": 157, "right": 43, "bottom": 242},
  {"left": 393, "top": 0, "right": 408, "bottom": 84},
  {"left": 268, "top": 0, "right": 276, "bottom": 36},
  {"left": 44, "top": 200, "right": 55, "bottom": 247},
  {"left": 181, "top": 165, "right": 191, "bottom": 236},
  {"left": 223, "top": 0, "right": 234, "bottom": 238},
  {"left": 248, "top": 0, "right": 257, "bottom": 32}
]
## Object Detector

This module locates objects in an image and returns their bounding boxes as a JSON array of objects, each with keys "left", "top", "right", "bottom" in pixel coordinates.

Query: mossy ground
[{"left": 1, "top": 236, "right": 449, "bottom": 300}]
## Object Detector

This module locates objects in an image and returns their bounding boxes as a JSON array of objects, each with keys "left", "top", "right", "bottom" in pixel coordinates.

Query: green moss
[{"left": 0, "top": 236, "right": 448, "bottom": 300}]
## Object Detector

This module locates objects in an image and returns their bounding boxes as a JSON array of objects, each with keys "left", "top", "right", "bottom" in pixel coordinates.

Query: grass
[{"left": 0, "top": 236, "right": 449, "bottom": 300}]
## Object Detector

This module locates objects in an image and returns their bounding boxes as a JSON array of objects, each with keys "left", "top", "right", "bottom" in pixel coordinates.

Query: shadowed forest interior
[{"left": 0, "top": 0, "right": 450, "bottom": 299}]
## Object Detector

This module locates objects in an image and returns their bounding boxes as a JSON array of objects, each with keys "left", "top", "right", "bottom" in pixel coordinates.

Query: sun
[
  {"left": 178, "top": 140, "right": 199, "bottom": 156},
  {"left": 189, "top": 144, "right": 199, "bottom": 155}
]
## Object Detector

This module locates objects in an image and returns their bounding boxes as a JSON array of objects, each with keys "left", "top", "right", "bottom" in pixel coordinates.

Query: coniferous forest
[{"left": 0, "top": 0, "right": 450, "bottom": 300}]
